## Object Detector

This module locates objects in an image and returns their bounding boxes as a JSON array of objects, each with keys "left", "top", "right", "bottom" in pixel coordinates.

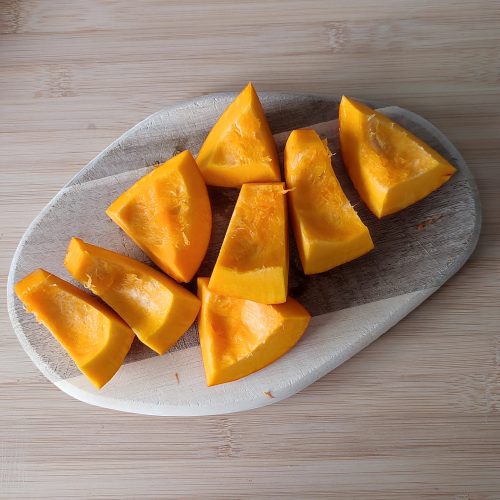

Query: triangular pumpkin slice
[
  {"left": 209, "top": 182, "right": 288, "bottom": 304},
  {"left": 285, "top": 129, "right": 374, "bottom": 274},
  {"left": 15, "top": 269, "right": 135, "bottom": 389},
  {"left": 198, "top": 278, "right": 310, "bottom": 386},
  {"left": 197, "top": 82, "right": 280, "bottom": 187},
  {"left": 106, "top": 150, "right": 211, "bottom": 283},
  {"left": 339, "top": 96, "right": 457, "bottom": 218},
  {"left": 65, "top": 238, "right": 200, "bottom": 355}
]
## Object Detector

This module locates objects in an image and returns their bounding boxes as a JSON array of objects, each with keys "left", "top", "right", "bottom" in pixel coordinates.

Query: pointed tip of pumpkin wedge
[{"left": 243, "top": 81, "right": 258, "bottom": 98}]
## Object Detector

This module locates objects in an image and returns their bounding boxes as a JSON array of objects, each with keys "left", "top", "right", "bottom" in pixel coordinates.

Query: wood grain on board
[
  {"left": 1, "top": 0, "right": 499, "bottom": 498},
  {"left": 7, "top": 98, "right": 479, "bottom": 401}
]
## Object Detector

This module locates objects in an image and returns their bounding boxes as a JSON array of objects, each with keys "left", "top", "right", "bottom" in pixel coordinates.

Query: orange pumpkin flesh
[
  {"left": 197, "top": 278, "right": 310, "bottom": 386},
  {"left": 339, "top": 96, "right": 456, "bottom": 218},
  {"left": 209, "top": 182, "right": 288, "bottom": 304},
  {"left": 196, "top": 82, "right": 280, "bottom": 187},
  {"left": 285, "top": 129, "right": 374, "bottom": 274},
  {"left": 18, "top": 92, "right": 460, "bottom": 388},
  {"left": 64, "top": 238, "right": 200, "bottom": 355},
  {"left": 106, "top": 150, "right": 211, "bottom": 283},
  {"left": 15, "top": 269, "right": 134, "bottom": 389}
]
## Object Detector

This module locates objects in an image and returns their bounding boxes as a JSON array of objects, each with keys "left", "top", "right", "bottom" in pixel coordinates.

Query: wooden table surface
[{"left": 1, "top": 1, "right": 499, "bottom": 498}]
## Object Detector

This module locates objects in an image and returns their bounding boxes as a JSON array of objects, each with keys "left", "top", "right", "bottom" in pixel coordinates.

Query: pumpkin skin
[
  {"left": 64, "top": 238, "right": 200, "bottom": 355},
  {"left": 15, "top": 269, "right": 134, "bottom": 389},
  {"left": 197, "top": 278, "right": 310, "bottom": 386},
  {"left": 284, "top": 129, "right": 374, "bottom": 275},
  {"left": 106, "top": 150, "right": 212, "bottom": 283},
  {"left": 196, "top": 82, "right": 280, "bottom": 187},
  {"left": 209, "top": 182, "right": 288, "bottom": 304},
  {"left": 339, "top": 96, "right": 456, "bottom": 218}
]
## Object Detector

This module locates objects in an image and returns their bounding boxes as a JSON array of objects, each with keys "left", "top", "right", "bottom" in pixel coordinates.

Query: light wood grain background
[{"left": 1, "top": 1, "right": 499, "bottom": 498}]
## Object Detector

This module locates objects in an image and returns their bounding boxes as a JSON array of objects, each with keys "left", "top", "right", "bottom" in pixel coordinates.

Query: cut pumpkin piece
[
  {"left": 15, "top": 269, "right": 134, "bottom": 389},
  {"left": 106, "top": 150, "right": 211, "bottom": 283},
  {"left": 64, "top": 238, "right": 200, "bottom": 355},
  {"left": 209, "top": 182, "right": 288, "bottom": 304},
  {"left": 285, "top": 129, "right": 374, "bottom": 274},
  {"left": 196, "top": 82, "right": 280, "bottom": 187},
  {"left": 339, "top": 96, "right": 457, "bottom": 218},
  {"left": 197, "top": 278, "right": 310, "bottom": 386}
]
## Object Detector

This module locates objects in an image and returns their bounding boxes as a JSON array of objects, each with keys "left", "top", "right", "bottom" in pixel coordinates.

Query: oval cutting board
[{"left": 7, "top": 93, "right": 481, "bottom": 416}]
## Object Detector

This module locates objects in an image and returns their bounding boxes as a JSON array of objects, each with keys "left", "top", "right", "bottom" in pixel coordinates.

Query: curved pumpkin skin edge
[
  {"left": 79, "top": 320, "right": 135, "bottom": 389},
  {"left": 196, "top": 82, "right": 281, "bottom": 187},
  {"left": 15, "top": 268, "right": 135, "bottom": 389},
  {"left": 64, "top": 237, "right": 201, "bottom": 356},
  {"left": 339, "top": 96, "right": 457, "bottom": 219},
  {"left": 105, "top": 150, "right": 212, "bottom": 283}
]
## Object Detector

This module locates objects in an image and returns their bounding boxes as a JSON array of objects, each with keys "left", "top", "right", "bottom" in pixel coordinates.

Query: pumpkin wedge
[
  {"left": 209, "top": 182, "right": 288, "bottom": 304},
  {"left": 285, "top": 129, "right": 374, "bottom": 274},
  {"left": 197, "top": 278, "right": 310, "bottom": 386},
  {"left": 15, "top": 269, "right": 134, "bottom": 389},
  {"left": 64, "top": 238, "right": 200, "bottom": 355},
  {"left": 106, "top": 150, "right": 211, "bottom": 283},
  {"left": 339, "top": 96, "right": 456, "bottom": 218},
  {"left": 196, "top": 82, "right": 280, "bottom": 187}
]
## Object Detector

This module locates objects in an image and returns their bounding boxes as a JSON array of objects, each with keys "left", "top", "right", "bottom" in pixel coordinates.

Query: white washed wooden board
[{"left": 7, "top": 93, "right": 481, "bottom": 416}]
